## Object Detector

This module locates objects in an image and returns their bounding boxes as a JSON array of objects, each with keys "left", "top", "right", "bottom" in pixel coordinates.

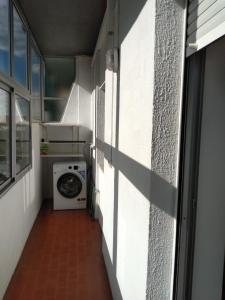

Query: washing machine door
[{"left": 57, "top": 172, "right": 82, "bottom": 198}]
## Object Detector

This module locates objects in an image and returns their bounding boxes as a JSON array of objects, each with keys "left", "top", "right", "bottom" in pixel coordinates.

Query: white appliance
[{"left": 53, "top": 161, "right": 87, "bottom": 210}]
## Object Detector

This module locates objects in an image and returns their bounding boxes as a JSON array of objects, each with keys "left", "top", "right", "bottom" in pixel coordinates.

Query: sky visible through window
[
  {"left": 13, "top": 6, "right": 28, "bottom": 88},
  {"left": 0, "top": 0, "right": 10, "bottom": 75},
  {"left": 31, "top": 47, "right": 41, "bottom": 96}
]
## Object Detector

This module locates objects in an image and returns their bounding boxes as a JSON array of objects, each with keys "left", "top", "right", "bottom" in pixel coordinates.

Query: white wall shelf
[
  {"left": 40, "top": 141, "right": 87, "bottom": 144},
  {"left": 41, "top": 122, "right": 77, "bottom": 127},
  {"left": 41, "top": 154, "right": 84, "bottom": 158},
  {"left": 40, "top": 123, "right": 91, "bottom": 161}
]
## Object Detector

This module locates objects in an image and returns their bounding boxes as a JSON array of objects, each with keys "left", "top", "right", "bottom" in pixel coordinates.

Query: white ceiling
[{"left": 18, "top": 0, "right": 106, "bottom": 56}]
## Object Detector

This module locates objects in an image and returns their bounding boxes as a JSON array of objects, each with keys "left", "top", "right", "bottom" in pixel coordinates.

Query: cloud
[
  {"left": 0, "top": 1, "right": 10, "bottom": 52},
  {"left": 32, "top": 63, "right": 40, "bottom": 74},
  {"left": 0, "top": 3, "right": 28, "bottom": 59},
  {"left": 13, "top": 8, "right": 28, "bottom": 58}
]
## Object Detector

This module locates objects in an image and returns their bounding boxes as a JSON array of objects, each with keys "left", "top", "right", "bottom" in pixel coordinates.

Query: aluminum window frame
[
  {"left": 30, "top": 40, "right": 41, "bottom": 97},
  {"left": 15, "top": 92, "right": 32, "bottom": 176},
  {"left": 43, "top": 56, "right": 76, "bottom": 122},
  {"left": 0, "top": 0, "right": 11, "bottom": 76},
  {"left": 41, "top": 60, "right": 45, "bottom": 121},
  {"left": 0, "top": 0, "right": 43, "bottom": 196},
  {"left": 30, "top": 38, "right": 43, "bottom": 121},
  {"left": 173, "top": 49, "right": 206, "bottom": 300},
  {"left": 12, "top": 4, "right": 29, "bottom": 90},
  {"left": 0, "top": 82, "right": 13, "bottom": 190}
]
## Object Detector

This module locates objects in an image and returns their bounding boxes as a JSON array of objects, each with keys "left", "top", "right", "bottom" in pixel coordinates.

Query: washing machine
[{"left": 53, "top": 161, "right": 87, "bottom": 210}]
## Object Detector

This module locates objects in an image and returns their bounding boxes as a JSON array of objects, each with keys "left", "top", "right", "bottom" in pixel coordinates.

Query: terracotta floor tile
[{"left": 3, "top": 202, "right": 112, "bottom": 300}]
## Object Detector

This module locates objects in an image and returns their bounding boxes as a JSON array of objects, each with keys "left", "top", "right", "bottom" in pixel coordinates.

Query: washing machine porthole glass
[{"left": 57, "top": 173, "right": 82, "bottom": 198}]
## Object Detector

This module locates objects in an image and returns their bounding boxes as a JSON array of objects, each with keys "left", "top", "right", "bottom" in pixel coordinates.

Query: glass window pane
[
  {"left": 0, "top": 0, "right": 10, "bottom": 75},
  {"left": 32, "top": 98, "right": 42, "bottom": 121},
  {"left": 15, "top": 96, "right": 31, "bottom": 174},
  {"left": 31, "top": 47, "right": 41, "bottom": 96},
  {"left": 13, "top": 7, "right": 28, "bottom": 88},
  {"left": 44, "top": 99, "right": 67, "bottom": 122},
  {"left": 45, "top": 58, "right": 75, "bottom": 98},
  {"left": 0, "top": 88, "right": 10, "bottom": 184}
]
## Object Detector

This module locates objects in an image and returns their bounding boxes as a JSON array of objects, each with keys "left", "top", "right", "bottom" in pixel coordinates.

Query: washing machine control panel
[{"left": 68, "top": 165, "right": 79, "bottom": 170}]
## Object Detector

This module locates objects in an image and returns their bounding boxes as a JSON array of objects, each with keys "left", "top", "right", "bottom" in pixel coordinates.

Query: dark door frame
[{"left": 173, "top": 49, "right": 206, "bottom": 300}]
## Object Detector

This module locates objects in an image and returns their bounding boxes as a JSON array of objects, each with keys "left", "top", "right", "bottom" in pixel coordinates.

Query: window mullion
[
  {"left": 11, "top": 89, "right": 16, "bottom": 180},
  {"left": 10, "top": 0, "right": 13, "bottom": 79},
  {"left": 28, "top": 31, "right": 31, "bottom": 93}
]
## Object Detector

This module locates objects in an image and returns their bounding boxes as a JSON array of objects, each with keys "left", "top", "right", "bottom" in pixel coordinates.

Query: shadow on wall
[
  {"left": 118, "top": 0, "right": 185, "bottom": 44},
  {"left": 96, "top": 138, "right": 177, "bottom": 218},
  {"left": 119, "top": 0, "right": 148, "bottom": 43},
  {"left": 102, "top": 217, "right": 124, "bottom": 300},
  {"left": 119, "top": 0, "right": 185, "bottom": 44},
  {"left": 95, "top": 139, "right": 177, "bottom": 300},
  {"left": 60, "top": 82, "right": 92, "bottom": 125},
  {"left": 93, "top": 0, "right": 184, "bottom": 298}
]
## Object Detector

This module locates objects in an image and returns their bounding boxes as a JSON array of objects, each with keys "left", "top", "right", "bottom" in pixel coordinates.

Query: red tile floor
[{"left": 3, "top": 202, "right": 112, "bottom": 300}]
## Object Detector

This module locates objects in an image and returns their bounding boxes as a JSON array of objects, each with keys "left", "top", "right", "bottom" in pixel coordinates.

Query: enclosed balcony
[
  {"left": 2, "top": 0, "right": 225, "bottom": 300},
  {"left": 0, "top": 0, "right": 192, "bottom": 299}
]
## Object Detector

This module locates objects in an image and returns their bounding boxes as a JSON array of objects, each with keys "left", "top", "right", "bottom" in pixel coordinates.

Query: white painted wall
[
  {"left": 92, "top": 0, "right": 186, "bottom": 299},
  {"left": 93, "top": 1, "right": 154, "bottom": 299},
  {"left": 0, "top": 123, "right": 42, "bottom": 300},
  {"left": 116, "top": 1, "right": 154, "bottom": 299}
]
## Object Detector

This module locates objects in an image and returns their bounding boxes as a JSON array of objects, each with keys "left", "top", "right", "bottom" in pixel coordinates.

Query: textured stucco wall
[{"left": 146, "top": 0, "right": 186, "bottom": 299}]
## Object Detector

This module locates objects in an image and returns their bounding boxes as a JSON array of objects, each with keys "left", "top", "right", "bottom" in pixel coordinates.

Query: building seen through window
[
  {"left": 15, "top": 96, "right": 31, "bottom": 174},
  {"left": 0, "top": 88, "right": 11, "bottom": 185}
]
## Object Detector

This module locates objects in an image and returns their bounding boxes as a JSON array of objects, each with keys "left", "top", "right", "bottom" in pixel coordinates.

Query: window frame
[
  {"left": 0, "top": 81, "right": 13, "bottom": 190},
  {"left": 30, "top": 38, "right": 44, "bottom": 121},
  {"left": 0, "top": 0, "right": 11, "bottom": 76},
  {"left": 12, "top": 4, "right": 29, "bottom": 90},
  {"left": 44, "top": 56, "right": 75, "bottom": 122},
  {"left": 0, "top": 0, "right": 44, "bottom": 105},
  {"left": 14, "top": 93, "right": 32, "bottom": 179},
  {"left": 30, "top": 39, "right": 41, "bottom": 97},
  {"left": 41, "top": 60, "right": 45, "bottom": 121},
  {"left": 0, "top": 0, "right": 43, "bottom": 196},
  {"left": 173, "top": 49, "right": 206, "bottom": 300}
]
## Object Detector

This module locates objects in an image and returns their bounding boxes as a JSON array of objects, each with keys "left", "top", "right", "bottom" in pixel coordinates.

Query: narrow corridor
[{"left": 3, "top": 203, "right": 112, "bottom": 300}]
